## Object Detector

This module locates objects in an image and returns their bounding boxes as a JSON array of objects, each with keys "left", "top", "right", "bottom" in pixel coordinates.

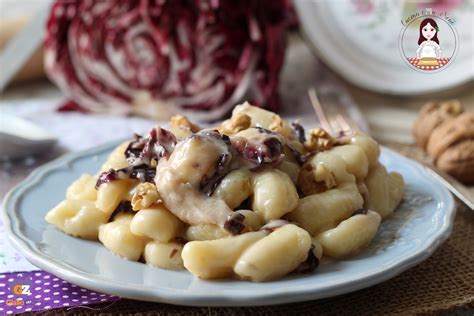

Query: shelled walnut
[{"left": 304, "top": 128, "right": 335, "bottom": 152}]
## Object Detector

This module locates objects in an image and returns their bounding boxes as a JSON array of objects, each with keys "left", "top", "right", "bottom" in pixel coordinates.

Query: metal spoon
[{"left": 0, "top": 113, "right": 57, "bottom": 159}]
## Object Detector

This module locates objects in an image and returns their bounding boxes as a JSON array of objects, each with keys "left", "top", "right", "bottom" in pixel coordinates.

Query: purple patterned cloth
[{"left": 0, "top": 271, "right": 119, "bottom": 314}]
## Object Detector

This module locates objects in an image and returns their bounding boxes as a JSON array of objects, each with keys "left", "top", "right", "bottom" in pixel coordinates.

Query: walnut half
[
  {"left": 304, "top": 128, "right": 335, "bottom": 152},
  {"left": 297, "top": 163, "right": 336, "bottom": 196},
  {"left": 170, "top": 115, "right": 201, "bottom": 133},
  {"left": 131, "top": 183, "right": 160, "bottom": 211},
  {"left": 218, "top": 113, "right": 251, "bottom": 135}
]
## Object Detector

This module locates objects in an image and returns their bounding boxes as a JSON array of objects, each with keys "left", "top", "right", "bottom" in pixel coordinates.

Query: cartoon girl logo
[
  {"left": 401, "top": 13, "right": 456, "bottom": 72},
  {"left": 416, "top": 18, "right": 442, "bottom": 66}
]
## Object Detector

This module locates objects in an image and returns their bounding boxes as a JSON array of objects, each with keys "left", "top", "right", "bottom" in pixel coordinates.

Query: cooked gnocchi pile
[{"left": 46, "top": 103, "right": 404, "bottom": 282}]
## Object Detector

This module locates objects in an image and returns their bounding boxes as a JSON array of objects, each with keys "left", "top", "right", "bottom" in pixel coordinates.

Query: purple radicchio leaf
[
  {"left": 230, "top": 128, "right": 284, "bottom": 169},
  {"left": 194, "top": 130, "right": 233, "bottom": 196},
  {"left": 96, "top": 126, "right": 176, "bottom": 188},
  {"left": 127, "top": 126, "right": 177, "bottom": 167},
  {"left": 285, "top": 143, "right": 313, "bottom": 165},
  {"left": 200, "top": 153, "right": 233, "bottom": 196},
  {"left": 291, "top": 121, "right": 306, "bottom": 143},
  {"left": 295, "top": 244, "right": 319, "bottom": 273},
  {"left": 108, "top": 200, "right": 133, "bottom": 222},
  {"left": 95, "top": 166, "right": 157, "bottom": 189},
  {"left": 223, "top": 212, "right": 246, "bottom": 235},
  {"left": 352, "top": 208, "right": 369, "bottom": 216}
]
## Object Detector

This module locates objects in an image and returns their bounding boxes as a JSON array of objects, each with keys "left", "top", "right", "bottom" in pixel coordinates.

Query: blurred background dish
[
  {"left": 0, "top": 112, "right": 57, "bottom": 158},
  {"left": 295, "top": 0, "right": 473, "bottom": 95}
]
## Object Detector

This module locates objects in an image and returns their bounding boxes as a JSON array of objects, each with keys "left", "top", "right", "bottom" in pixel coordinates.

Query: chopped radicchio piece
[
  {"left": 195, "top": 130, "right": 233, "bottom": 196},
  {"left": 96, "top": 126, "right": 175, "bottom": 188},
  {"left": 198, "top": 129, "right": 231, "bottom": 145},
  {"left": 173, "top": 237, "right": 188, "bottom": 245},
  {"left": 169, "top": 248, "right": 179, "bottom": 259},
  {"left": 352, "top": 208, "right": 369, "bottom": 216},
  {"left": 224, "top": 212, "right": 246, "bottom": 235},
  {"left": 124, "top": 133, "right": 144, "bottom": 162},
  {"left": 285, "top": 143, "right": 314, "bottom": 165},
  {"left": 295, "top": 245, "right": 319, "bottom": 273},
  {"left": 231, "top": 129, "right": 284, "bottom": 169},
  {"left": 95, "top": 167, "right": 157, "bottom": 189},
  {"left": 126, "top": 127, "right": 177, "bottom": 167},
  {"left": 200, "top": 153, "right": 233, "bottom": 196},
  {"left": 108, "top": 200, "right": 133, "bottom": 222},
  {"left": 291, "top": 121, "right": 306, "bottom": 143},
  {"left": 96, "top": 168, "right": 131, "bottom": 188}
]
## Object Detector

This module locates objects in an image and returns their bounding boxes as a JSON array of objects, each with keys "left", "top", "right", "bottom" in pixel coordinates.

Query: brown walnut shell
[
  {"left": 426, "top": 112, "right": 474, "bottom": 161},
  {"left": 436, "top": 139, "right": 474, "bottom": 185},
  {"left": 412, "top": 100, "right": 463, "bottom": 149}
]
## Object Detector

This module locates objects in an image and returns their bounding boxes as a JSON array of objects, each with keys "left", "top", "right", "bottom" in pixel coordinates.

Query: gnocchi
[
  {"left": 287, "top": 183, "right": 363, "bottom": 235},
  {"left": 251, "top": 169, "right": 299, "bottom": 221},
  {"left": 236, "top": 209, "right": 263, "bottom": 231},
  {"left": 66, "top": 174, "right": 97, "bottom": 201},
  {"left": 277, "top": 160, "right": 300, "bottom": 183},
  {"left": 234, "top": 224, "right": 311, "bottom": 281},
  {"left": 185, "top": 224, "right": 230, "bottom": 241},
  {"left": 98, "top": 214, "right": 148, "bottom": 261},
  {"left": 46, "top": 200, "right": 107, "bottom": 239},
  {"left": 144, "top": 241, "right": 184, "bottom": 270},
  {"left": 213, "top": 169, "right": 252, "bottom": 209},
  {"left": 316, "top": 210, "right": 381, "bottom": 258},
  {"left": 350, "top": 134, "right": 380, "bottom": 170},
  {"left": 305, "top": 150, "right": 355, "bottom": 185},
  {"left": 364, "top": 164, "right": 405, "bottom": 219},
  {"left": 46, "top": 103, "right": 404, "bottom": 282},
  {"left": 96, "top": 180, "right": 132, "bottom": 216},
  {"left": 329, "top": 144, "right": 369, "bottom": 181},
  {"left": 182, "top": 231, "right": 266, "bottom": 279},
  {"left": 232, "top": 102, "right": 293, "bottom": 138},
  {"left": 100, "top": 142, "right": 129, "bottom": 171},
  {"left": 130, "top": 205, "right": 181, "bottom": 242}
]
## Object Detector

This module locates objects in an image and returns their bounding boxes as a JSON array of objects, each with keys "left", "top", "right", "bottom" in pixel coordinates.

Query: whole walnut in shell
[
  {"left": 437, "top": 139, "right": 474, "bottom": 185},
  {"left": 412, "top": 99, "right": 463, "bottom": 149},
  {"left": 413, "top": 100, "right": 474, "bottom": 185}
]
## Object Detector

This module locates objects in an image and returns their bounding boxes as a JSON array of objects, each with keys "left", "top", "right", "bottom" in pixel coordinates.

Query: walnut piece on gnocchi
[{"left": 46, "top": 103, "right": 404, "bottom": 282}]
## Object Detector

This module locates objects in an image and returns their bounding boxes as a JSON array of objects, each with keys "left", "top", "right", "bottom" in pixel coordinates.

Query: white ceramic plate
[
  {"left": 295, "top": 0, "right": 473, "bottom": 95},
  {"left": 3, "top": 141, "right": 455, "bottom": 306}
]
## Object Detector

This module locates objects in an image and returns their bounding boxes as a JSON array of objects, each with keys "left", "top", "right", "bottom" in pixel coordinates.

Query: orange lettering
[{"left": 13, "top": 285, "right": 23, "bottom": 295}]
